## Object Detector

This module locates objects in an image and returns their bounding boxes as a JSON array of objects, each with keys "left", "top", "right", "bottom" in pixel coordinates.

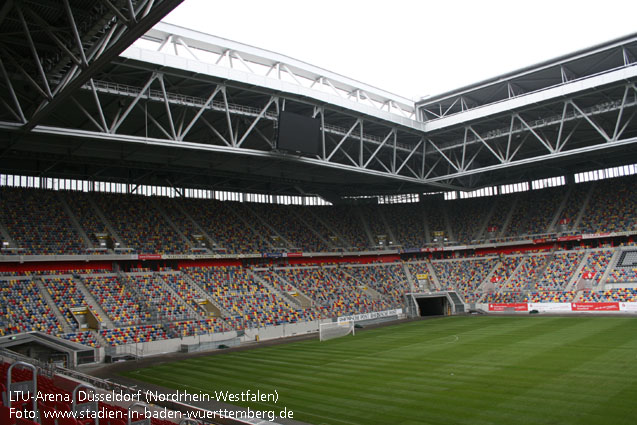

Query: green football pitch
[{"left": 123, "top": 316, "right": 637, "bottom": 425}]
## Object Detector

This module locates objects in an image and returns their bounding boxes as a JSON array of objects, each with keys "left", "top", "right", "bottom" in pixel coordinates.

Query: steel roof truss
[
  {"left": 237, "top": 96, "right": 278, "bottom": 148},
  {"left": 110, "top": 73, "right": 159, "bottom": 133},
  {"left": 428, "top": 139, "right": 459, "bottom": 172},
  {"left": 514, "top": 113, "right": 555, "bottom": 153},
  {"left": 200, "top": 117, "right": 232, "bottom": 147},
  {"left": 221, "top": 87, "right": 236, "bottom": 146},
  {"left": 363, "top": 129, "right": 395, "bottom": 169},
  {"left": 70, "top": 96, "right": 105, "bottom": 132},
  {"left": 157, "top": 74, "right": 177, "bottom": 140},
  {"left": 568, "top": 100, "right": 611, "bottom": 143},
  {"left": 326, "top": 119, "right": 361, "bottom": 162},
  {"left": 468, "top": 126, "right": 504, "bottom": 164}
]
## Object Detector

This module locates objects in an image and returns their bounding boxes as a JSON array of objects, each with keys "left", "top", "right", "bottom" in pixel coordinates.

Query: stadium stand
[
  {"left": 580, "top": 288, "right": 637, "bottom": 302},
  {"left": 127, "top": 274, "right": 193, "bottom": 322},
  {"left": 181, "top": 198, "right": 269, "bottom": 253},
  {"left": 248, "top": 203, "right": 330, "bottom": 252},
  {"left": 423, "top": 202, "right": 447, "bottom": 243},
  {"left": 575, "top": 249, "right": 615, "bottom": 286},
  {"left": 380, "top": 203, "right": 428, "bottom": 249},
  {"left": 506, "top": 188, "right": 564, "bottom": 237},
  {"left": 41, "top": 276, "right": 102, "bottom": 329},
  {"left": 64, "top": 191, "right": 109, "bottom": 248},
  {"left": 0, "top": 359, "right": 176, "bottom": 425},
  {"left": 0, "top": 278, "right": 63, "bottom": 336},
  {"left": 276, "top": 266, "right": 390, "bottom": 318},
  {"left": 343, "top": 263, "right": 409, "bottom": 307},
  {"left": 83, "top": 276, "right": 149, "bottom": 326},
  {"left": 167, "top": 318, "right": 230, "bottom": 338},
  {"left": 490, "top": 256, "right": 523, "bottom": 288},
  {"left": 482, "top": 292, "right": 525, "bottom": 303},
  {"left": 446, "top": 198, "right": 492, "bottom": 244},
  {"left": 579, "top": 175, "right": 637, "bottom": 234},
  {"left": 2, "top": 176, "right": 637, "bottom": 256},
  {"left": 432, "top": 258, "right": 497, "bottom": 301},
  {"left": 100, "top": 324, "right": 168, "bottom": 346},
  {"left": 0, "top": 187, "right": 84, "bottom": 254},
  {"left": 310, "top": 206, "right": 370, "bottom": 250},
  {"left": 505, "top": 255, "right": 548, "bottom": 290},
  {"left": 92, "top": 192, "right": 186, "bottom": 254},
  {"left": 161, "top": 273, "right": 208, "bottom": 316},
  {"left": 524, "top": 291, "right": 576, "bottom": 303},
  {"left": 184, "top": 266, "right": 313, "bottom": 329},
  {"left": 58, "top": 331, "right": 100, "bottom": 347},
  {"left": 535, "top": 252, "right": 584, "bottom": 290}
]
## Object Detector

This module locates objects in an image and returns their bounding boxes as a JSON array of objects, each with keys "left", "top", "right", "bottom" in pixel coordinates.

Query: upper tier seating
[
  {"left": 247, "top": 203, "right": 330, "bottom": 252},
  {"left": 380, "top": 203, "right": 428, "bottom": 249},
  {"left": 1, "top": 175, "right": 637, "bottom": 256},
  {"left": 181, "top": 198, "right": 269, "bottom": 253},
  {"left": 580, "top": 175, "right": 637, "bottom": 234},
  {"left": 506, "top": 188, "right": 563, "bottom": 237},
  {"left": 0, "top": 187, "right": 84, "bottom": 254},
  {"left": 309, "top": 206, "right": 370, "bottom": 250},
  {"left": 445, "top": 198, "right": 492, "bottom": 244},
  {"left": 92, "top": 192, "right": 186, "bottom": 254},
  {"left": 64, "top": 191, "right": 108, "bottom": 247}
]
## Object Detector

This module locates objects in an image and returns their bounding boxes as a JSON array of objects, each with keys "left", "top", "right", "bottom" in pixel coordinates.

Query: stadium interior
[{"left": 0, "top": 1, "right": 636, "bottom": 425}]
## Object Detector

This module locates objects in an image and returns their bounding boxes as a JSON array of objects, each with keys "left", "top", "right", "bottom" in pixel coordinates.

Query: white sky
[{"left": 165, "top": 0, "right": 637, "bottom": 100}]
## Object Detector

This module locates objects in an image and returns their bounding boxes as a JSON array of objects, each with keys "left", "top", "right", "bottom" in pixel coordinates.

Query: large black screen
[{"left": 276, "top": 111, "right": 321, "bottom": 155}]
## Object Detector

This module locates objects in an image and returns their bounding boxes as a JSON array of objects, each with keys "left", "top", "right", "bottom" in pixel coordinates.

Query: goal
[{"left": 319, "top": 321, "right": 355, "bottom": 342}]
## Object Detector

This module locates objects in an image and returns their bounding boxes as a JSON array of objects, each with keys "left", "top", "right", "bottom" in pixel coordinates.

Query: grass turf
[{"left": 123, "top": 316, "right": 637, "bottom": 425}]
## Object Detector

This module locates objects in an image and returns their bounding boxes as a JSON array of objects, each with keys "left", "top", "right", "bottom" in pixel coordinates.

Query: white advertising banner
[
  {"left": 528, "top": 303, "right": 572, "bottom": 312},
  {"left": 619, "top": 302, "right": 637, "bottom": 312},
  {"left": 337, "top": 309, "right": 403, "bottom": 323}
]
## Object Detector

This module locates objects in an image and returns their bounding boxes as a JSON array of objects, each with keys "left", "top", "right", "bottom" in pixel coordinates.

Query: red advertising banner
[
  {"left": 420, "top": 247, "right": 443, "bottom": 253},
  {"left": 488, "top": 303, "right": 528, "bottom": 312},
  {"left": 571, "top": 302, "right": 619, "bottom": 311},
  {"left": 557, "top": 235, "right": 582, "bottom": 242},
  {"left": 138, "top": 254, "right": 162, "bottom": 260},
  {"left": 285, "top": 252, "right": 303, "bottom": 258}
]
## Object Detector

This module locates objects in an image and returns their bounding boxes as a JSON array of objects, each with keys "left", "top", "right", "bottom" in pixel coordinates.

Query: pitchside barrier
[{"left": 479, "top": 302, "right": 637, "bottom": 313}]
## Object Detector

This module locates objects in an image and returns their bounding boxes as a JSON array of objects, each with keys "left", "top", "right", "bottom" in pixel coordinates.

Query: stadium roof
[{"left": 1, "top": 8, "right": 636, "bottom": 201}]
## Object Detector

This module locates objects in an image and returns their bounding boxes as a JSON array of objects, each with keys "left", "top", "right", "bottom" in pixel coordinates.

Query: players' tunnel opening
[{"left": 416, "top": 296, "right": 448, "bottom": 316}]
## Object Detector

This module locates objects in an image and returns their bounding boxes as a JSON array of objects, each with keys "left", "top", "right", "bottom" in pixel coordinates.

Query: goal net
[{"left": 319, "top": 321, "right": 355, "bottom": 342}]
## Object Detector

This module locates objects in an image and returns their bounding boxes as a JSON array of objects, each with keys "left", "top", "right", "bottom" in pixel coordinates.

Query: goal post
[{"left": 319, "top": 321, "right": 355, "bottom": 341}]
